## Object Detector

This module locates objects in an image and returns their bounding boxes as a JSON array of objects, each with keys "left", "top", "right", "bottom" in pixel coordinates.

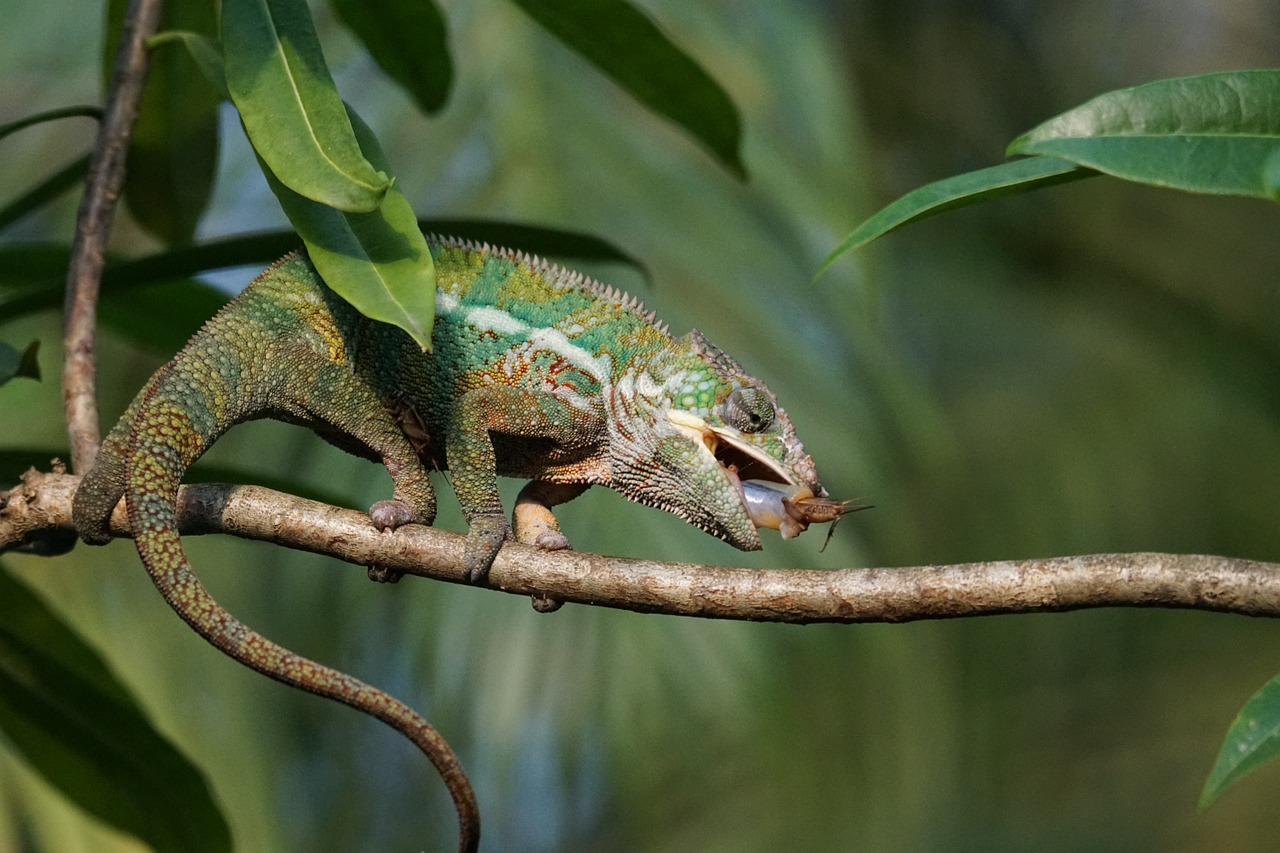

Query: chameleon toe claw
[
  {"left": 463, "top": 514, "right": 510, "bottom": 583},
  {"left": 367, "top": 565, "right": 404, "bottom": 584}
]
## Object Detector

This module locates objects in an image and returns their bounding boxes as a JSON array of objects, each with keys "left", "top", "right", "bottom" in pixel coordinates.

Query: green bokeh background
[{"left": 3, "top": 1, "right": 1280, "bottom": 850}]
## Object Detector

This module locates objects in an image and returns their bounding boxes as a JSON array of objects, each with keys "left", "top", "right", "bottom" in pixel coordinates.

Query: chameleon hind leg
[{"left": 286, "top": 360, "right": 438, "bottom": 582}]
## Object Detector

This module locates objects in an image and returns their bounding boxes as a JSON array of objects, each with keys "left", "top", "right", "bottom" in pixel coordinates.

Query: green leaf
[
  {"left": 222, "top": 0, "right": 390, "bottom": 212},
  {"left": 424, "top": 218, "right": 646, "bottom": 275},
  {"left": 817, "top": 157, "right": 1094, "bottom": 274},
  {"left": 147, "top": 31, "right": 229, "bottom": 99},
  {"left": 508, "top": 0, "right": 744, "bottom": 177},
  {"left": 1009, "top": 70, "right": 1280, "bottom": 199},
  {"left": 105, "top": 0, "right": 222, "bottom": 245},
  {"left": 0, "top": 243, "right": 71, "bottom": 291},
  {"left": 0, "top": 562, "right": 232, "bottom": 853},
  {"left": 99, "top": 279, "right": 230, "bottom": 354},
  {"left": 328, "top": 0, "right": 452, "bottom": 114},
  {"left": 0, "top": 341, "right": 40, "bottom": 386},
  {"left": 1200, "top": 673, "right": 1280, "bottom": 809},
  {"left": 0, "top": 154, "right": 90, "bottom": 232},
  {"left": 0, "top": 448, "right": 356, "bottom": 509},
  {"left": 260, "top": 106, "right": 436, "bottom": 349},
  {"left": 1262, "top": 146, "right": 1280, "bottom": 199},
  {"left": 0, "top": 223, "right": 641, "bottom": 322},
  {"left": 0, "top": 106, "right": 100, "bottom": 142}
]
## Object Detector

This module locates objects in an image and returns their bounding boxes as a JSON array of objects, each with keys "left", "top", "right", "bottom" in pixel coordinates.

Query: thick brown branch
[
  {"left": 6, "top": 470, "right": 1279, "bottom": 623},
  {"left": 62, "top": 0, "right": 164, "bottom": 474}
]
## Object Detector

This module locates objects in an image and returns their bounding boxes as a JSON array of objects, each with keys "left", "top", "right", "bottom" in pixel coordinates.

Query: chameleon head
[{"left": 609, "top": 329, "right": 844, "bottom": 550}]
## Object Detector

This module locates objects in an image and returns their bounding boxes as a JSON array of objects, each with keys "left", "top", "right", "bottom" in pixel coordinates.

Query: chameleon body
[{"left": 72, "top": 236, "right": 845, "bottom": 850}]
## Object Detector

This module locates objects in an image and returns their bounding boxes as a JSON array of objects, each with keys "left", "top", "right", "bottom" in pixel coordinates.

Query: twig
[
  {"left": 62, "top": 0, "right": 164, "bottom": 474},
  {"left": 6, "top": 470, "right": 1279, "bottom": 623}
]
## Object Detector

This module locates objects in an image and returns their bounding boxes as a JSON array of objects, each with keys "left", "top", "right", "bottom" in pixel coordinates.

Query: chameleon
[{"left": 72, "top": 235, "right": 849, "bottom": 851}]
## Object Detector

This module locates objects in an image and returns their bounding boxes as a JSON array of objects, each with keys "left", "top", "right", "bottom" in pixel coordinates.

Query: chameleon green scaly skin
[{"left": 72, "top": 236, "right": 843, "bottom": 851}]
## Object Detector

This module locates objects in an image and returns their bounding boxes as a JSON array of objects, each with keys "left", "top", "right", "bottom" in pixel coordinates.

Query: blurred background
[{"left": 3, "top": 0, "right": 1280, "bottom": 849}]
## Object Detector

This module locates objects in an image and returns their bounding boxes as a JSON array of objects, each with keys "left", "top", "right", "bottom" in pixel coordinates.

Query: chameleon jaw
[{"left": 665, "top": 409, "right": 835, "bottom": 538}]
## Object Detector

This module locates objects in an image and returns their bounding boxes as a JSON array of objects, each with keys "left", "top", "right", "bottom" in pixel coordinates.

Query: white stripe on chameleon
[
  {"left": 436, "top": 290, "right": 609, "bottom": 383},
  {"left": 466, "top": 306, "right": 527, "bottom": 336},
  {"left": 528, "top": 327, "right": 610, "bottom": 379}
]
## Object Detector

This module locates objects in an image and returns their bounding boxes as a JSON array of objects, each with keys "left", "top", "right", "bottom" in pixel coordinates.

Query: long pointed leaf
[
  {"left": 817, "top": 156, "right": 1094, "bottom": 274},
  {"left": 98, "top": 279, "right": 230, "bottom": 354},
  {"left": 1009, "top": 70, "right": 1280, "bottom": 198},
  {"left": 0, "top": 106, "right": 101, "bottom": 142},
  {"left": 0, "top": 154, "right": 90, "bottom": 232},
  {"left": 1200, "top": 673, "right": 1280, "bottom": 809},
  {"left": 508, "top": 0, "right": 744, "bottom": 177},
  {"left": 146, "top": 31, "right": 229, "bottom": 99},
  {"left": 260, "top": 106, "right": 436, "bottom": 349},
  {"left": 0, "top": 341, "right": 41, "bottom": 386},
  {"left": 0, "top": 224, "right": 640, "bottom": 321},
  {"left": 222, "top": 0, "right": 390, "bottom": 211},
  {"left": 0, "top": 562, "right": 232, "bottom": 853},
  {"left": 328, "top": 0, "right": 452, "bottom": 114},
  {"left": 0, "top": 449, "right": 356, "bottom": 509},
  {"left": 105, "top": 1, "right": 222, "bottom": 244}
]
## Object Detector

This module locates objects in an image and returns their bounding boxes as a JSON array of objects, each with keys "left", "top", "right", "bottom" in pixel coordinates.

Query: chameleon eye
[{"left": 721, "top": 386, "right": 775, "bottom": 433}]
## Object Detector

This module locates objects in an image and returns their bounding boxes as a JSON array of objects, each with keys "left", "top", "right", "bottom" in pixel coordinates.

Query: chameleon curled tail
[{"left": 73, "top": 360, "right": 480, "bottom": 851}]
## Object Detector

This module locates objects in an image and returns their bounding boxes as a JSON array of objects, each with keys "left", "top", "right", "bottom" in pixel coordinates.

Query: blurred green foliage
[{"left": 2, "top": 1, "right": 1280, "bottom": 851}]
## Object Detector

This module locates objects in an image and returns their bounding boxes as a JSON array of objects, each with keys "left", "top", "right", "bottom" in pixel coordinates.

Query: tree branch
[
  {"left": 62, "top": 0, "right": 164, "bottom": 474},
  {"left": 6, "top": 469, "right": 1279, "bottom": 622}
]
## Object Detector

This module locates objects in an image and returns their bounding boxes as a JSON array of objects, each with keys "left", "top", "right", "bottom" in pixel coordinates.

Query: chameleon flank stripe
[{"left": 72, "top": 235, "right": 849, "bottom": 851}]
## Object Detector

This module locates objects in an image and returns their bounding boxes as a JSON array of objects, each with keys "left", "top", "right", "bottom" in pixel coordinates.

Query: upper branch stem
[{"left": 62, "top": 0, "right": 164, "bottom": 474}]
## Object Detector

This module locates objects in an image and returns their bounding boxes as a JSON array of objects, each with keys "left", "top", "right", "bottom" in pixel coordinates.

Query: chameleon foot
[
  {"left": 463, "top": 513, "right": 510, "bottom": 583},
  {"left": 369, "top": 498, "right": 416, "bottom": 531},
  {"left": 367, "top": 499, "right": 417, "bottom": 584},
  {"left": 532, "top": 530, "right": 572, "bottom": 551},
  {"left": 367, "top": 565, "right": 403, "bottom": 584},
  {"left": 530, "top": 594, "right": 563, "bottom": 613},
  {"left": 527, "top": 532, "right": 570, "bottom": 610}
]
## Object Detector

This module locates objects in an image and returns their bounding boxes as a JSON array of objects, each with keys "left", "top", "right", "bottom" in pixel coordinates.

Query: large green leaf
[
  {"left": 423, "top": 218, "right": 646, "bottom": 274},
  {"left": 329, "top": 0, "right": 452, "bottom": 114},
  {"left": 0, "top": 562, "right": 232, "bottom": 852},
  {"left": 0, "top": 107, "right": 98, "bottom": 233},
  {"left": 0, "top": 154, "right": 90, "bottom": 232},
  {"left": 0, "top": 222, "right": 640, "bottom": 322},
  {"left": 222, "top": 0, "right": 390, "bottom": 212},
  {"left": 260, "top": 106, "right": 437, "bottom": 350},
  {"left": 1200, "top": 673, "right": 1280, "bottom": 809},
  {"left": 1009, "top": 70, "right": 1280, "bottom": 198},
  {"left": 146, "top": 31, "right": 228, "bottom": 99},
  {"left": 0, "top": 448, "right": 359, "bottom": 509},
  {"left": 817, "top": 156, "right": 1094, "bottom": 274},
  {"left": 0, "top": 106, "right": 100, "bottom": 142},
  {"left": 98, "top": 278, "right": 230, "bottom": 354},
  {"left": 0, "top": 341, "right": 40, "bottom": 386},
  {"left": 104, "top": 0, "right": 222, "bottom": 245},
  {"left": 507, "top": 0, "right": 744, "bottom": 176}
]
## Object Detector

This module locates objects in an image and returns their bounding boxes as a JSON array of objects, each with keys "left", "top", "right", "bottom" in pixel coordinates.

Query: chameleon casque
[{"left": 72, "top": 235, "right": 847, "bottom": 849}]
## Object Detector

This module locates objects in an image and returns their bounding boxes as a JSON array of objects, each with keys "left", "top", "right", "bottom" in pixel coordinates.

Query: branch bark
[
  {"left": 62, "top": 0, "right": 164, "bottom": 474},
  {"left": 6, "top": 469, "right": 1279, "bottom": 623}
]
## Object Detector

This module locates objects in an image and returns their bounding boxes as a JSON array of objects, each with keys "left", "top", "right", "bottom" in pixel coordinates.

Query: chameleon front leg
[
  {"left": 514, "top": 481, "right": 589, "bottom": 550},
  {"left": 447, "top": 386, "right": 601, "bottom": 582}
]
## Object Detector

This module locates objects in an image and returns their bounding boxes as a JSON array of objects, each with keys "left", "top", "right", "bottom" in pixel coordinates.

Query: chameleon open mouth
[{"left": 666, "top": 410, "right": 850, "bottom": 539}]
